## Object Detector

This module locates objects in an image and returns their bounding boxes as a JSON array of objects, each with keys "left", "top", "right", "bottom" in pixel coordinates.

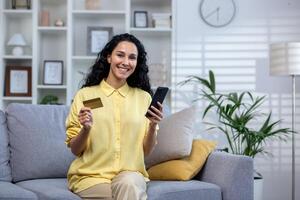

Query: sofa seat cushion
[
  {"left": 6, "top": 103, "right": 75, "bottom": 182},
  {"left": 0, "top": 110, "right": 11, "bottom": 182},
  {"left": 147, "top": 180, "right": 221, "bottom": 200},
  {"left": 0, "top": 181, "right": 38, "bottom": 200},
  {"left": 16, "top": 178, "right": 81, "bottom": 200}
]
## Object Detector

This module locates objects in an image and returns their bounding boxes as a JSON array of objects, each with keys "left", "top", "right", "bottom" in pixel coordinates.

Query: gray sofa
[{"left": 0, "top": 103, "right": 254, "bottom": 200}]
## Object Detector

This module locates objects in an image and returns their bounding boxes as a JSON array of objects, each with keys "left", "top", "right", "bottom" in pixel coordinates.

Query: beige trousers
[{"left": 77, "top": 171, "right": 147, "bottom": 200}]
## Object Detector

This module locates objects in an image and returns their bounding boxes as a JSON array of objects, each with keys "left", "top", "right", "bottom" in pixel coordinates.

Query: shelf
[
  {"left": 3, "top": 9, "right": 32, "bottom": 15},
  {"left": 3, "top": 55, "right": 33, "bottom": 60},
  {"left": 72, "top": 10, "right": 126, "bottom": 15},
  {"left": 37, "top": 85, "right": 67, "bottom": 89},
  {"left": 72, "top": 56, "right": 97, "bottom": 60},
  {"left": 130, "top": 27, "right": 172, "bottom": 32},
  {"left": 2, "top": 96, "right": 32, "bottom": 101},
  {"left": 38, "top": 27, "right": 67, "bottom": 32}
]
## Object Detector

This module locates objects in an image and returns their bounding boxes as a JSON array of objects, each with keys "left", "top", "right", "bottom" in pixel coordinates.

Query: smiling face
[{"left": 106, "top": 41, "right": 138, "bottom": 88}]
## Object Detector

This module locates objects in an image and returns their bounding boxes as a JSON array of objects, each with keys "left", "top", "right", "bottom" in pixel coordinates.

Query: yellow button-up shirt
[{"left": 65, "top": 80, "right": 151, "bottom": 193}]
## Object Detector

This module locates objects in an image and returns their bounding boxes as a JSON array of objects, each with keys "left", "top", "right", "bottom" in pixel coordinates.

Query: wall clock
[{"left": 199, "top": 0, "right": 236, "bottom": 28}]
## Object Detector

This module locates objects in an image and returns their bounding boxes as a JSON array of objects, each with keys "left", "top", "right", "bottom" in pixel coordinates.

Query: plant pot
[{"left": 254, "top": 171, "right": 263, "bottom": 200}]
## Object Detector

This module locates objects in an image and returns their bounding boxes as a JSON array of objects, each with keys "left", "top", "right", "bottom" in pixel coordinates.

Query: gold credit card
[{"left": 83, "top": 98, "right": 103, "bottom": 109}]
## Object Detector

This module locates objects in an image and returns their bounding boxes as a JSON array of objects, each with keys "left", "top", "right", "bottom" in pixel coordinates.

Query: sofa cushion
[
  {"left": 147, "top": 180, "right": 221, "bottom": 200},
  {"left": 6, "top": 103, "right": 75, "bottom": 182},
  {"left": 0, "top": 181, "right": 38, "bottom": 200},
  {"left": 16, "top": 178, "right": 81, "bottom": 200},
  {"left": 0, "top": 110, "right": 11, "bottom": 182},
  {"left": 148, "top": 140, "right": 216, "bottom": 181},
  {"left": 145, "top": 106, "right": 197, "bottom": 168}
]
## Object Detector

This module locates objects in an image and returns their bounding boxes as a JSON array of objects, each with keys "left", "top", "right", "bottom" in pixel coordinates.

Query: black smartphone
[{"left": 145, "top": 87, "right": 169, "bottom": 118}]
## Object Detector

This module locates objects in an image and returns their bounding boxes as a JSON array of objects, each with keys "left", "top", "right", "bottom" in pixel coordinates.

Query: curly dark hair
[{"left": 81, "top": 33, "right": 153, "bottom": 96}]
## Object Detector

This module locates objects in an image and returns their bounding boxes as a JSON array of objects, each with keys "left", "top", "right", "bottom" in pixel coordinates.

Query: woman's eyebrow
[
  {"left": 129, "top": 53, "right": 137, "bottom": 57},
  {"left": 116, "top": 50, "right": 137, "bottom": 56}
]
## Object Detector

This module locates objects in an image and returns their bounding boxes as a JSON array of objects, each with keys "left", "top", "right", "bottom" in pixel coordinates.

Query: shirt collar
[{"left": 100, "top": 80, "right": 130, "bottom": 97}]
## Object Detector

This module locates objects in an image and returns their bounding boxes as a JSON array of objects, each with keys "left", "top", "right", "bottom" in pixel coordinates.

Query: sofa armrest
[{"left": 195, "top": 152, "right": 254, "bottom": 200}]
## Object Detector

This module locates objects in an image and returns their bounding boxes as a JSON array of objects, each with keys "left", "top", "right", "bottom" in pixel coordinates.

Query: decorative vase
[{"left": 40, "top": 10, "right": 50, "bottom": 26}]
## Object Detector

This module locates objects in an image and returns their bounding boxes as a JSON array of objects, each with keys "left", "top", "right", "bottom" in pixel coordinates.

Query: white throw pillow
[{"left": 145, "top": 105, "right": 197, "bottom": 168}]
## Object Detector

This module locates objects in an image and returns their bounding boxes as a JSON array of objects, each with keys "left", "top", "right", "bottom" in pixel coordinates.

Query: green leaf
[
  {"left": 203, "top": 104, "right": 214, "bottom": 118},
  {"left": 208, "top": 70, "right": 216, "bottom": 93}
]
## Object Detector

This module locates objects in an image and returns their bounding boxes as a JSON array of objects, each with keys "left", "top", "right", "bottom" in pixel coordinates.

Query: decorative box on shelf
[
  {"left": 152, "top": 13, "right": 171, "bottom": 28},
  {"left": 85, "top": 0, "right": 101, "bottom": 10}
]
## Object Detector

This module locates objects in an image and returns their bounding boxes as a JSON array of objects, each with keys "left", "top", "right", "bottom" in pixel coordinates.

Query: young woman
[{"left": 65, "top": 33, "right": 163, "bottom": 200}]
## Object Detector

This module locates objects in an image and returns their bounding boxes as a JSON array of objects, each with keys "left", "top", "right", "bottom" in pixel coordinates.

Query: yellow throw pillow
[{"left": 147, "top": 139, "right": 217, "bottom": 181}]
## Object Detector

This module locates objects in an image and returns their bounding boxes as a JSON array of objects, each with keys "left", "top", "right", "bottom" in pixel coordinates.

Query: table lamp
[{"left": 7, "top": 33, "right": 27, "bottom": 56}]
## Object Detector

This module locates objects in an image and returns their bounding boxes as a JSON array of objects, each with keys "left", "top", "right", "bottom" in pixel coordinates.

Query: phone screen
[{"left": 145, "top": 87, "right": 169, "bottom": 118}]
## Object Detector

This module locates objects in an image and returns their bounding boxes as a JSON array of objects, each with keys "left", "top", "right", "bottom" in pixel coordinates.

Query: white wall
[{"left": 173, "top": 0, "right": 300, "bottom": 199}]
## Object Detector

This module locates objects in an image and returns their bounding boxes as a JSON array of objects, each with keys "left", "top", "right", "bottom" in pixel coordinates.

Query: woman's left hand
[{"left": 146, "top": 102, "right": 163, "bottom": 126}]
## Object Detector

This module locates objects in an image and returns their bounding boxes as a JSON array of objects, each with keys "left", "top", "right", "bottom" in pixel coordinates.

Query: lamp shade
[
  {"left": 7, "top": 33, "right": 27, "bottom": 46},
  {"left": 270, "top": 42, "right": 300, "bottom": 76}
]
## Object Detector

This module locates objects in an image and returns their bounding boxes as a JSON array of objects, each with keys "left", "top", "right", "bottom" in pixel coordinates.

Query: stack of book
[{"left": 152, "top": 13, "right": 171, "bottom": 28}]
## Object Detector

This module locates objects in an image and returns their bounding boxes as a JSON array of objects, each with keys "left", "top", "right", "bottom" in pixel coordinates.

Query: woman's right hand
[{"left": 78, "top": 107, "right": 93, "bottom": 131}]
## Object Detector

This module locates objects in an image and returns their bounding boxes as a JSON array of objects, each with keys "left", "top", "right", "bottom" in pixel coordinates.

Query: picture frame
[
  {"left": 87, "top": 26, "right": 113, "bottom": 55},
  {"left": 134, "top": 11, "right": 148, "bottom": 28},
  {"left": 12, "top": 0, "right": 31, "bottom": 9},
  {"left": 5, "top": 66, "right": 32, "bottom": 97},
  {"left": 43, "top": 60, "right": 63, "bottom": 85}
]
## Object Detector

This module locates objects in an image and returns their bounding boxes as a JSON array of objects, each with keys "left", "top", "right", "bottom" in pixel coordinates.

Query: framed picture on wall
[
  {"left": 5, "top": 66, "right": 32, "bottom": 96},
  {"left": 43, "top": 60, "right": 63, "bottom": 85},
  {"left": 134, "top": 11, "right": 148, "bottom": 28},
  {"left": 87, "top": 26, "right": 113, "bottom": 55}
]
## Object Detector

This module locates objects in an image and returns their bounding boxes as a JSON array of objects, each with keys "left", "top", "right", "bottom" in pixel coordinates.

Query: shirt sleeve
[{"left": 65, "top": 91, "right": 83, "bottom": 147}]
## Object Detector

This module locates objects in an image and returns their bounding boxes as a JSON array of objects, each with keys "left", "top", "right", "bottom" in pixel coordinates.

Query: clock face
[{"left": 199, "top": 0, "right": 236, "bottom": 28}]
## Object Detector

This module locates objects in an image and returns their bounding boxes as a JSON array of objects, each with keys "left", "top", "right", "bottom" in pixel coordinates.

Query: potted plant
[
  {"left": 181, "top": 70, "right": 291, "bottom": 200},
  {"left": 39, "top": 95, "right": 60, "bottom": 105}
]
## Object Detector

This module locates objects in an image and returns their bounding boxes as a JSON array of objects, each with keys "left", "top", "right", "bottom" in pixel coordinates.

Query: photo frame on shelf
[
  {"left": 134, "top": 11, "right": 148, "bottom": 28},
  {"left": 12, "top": 0, "right": 31, "bottom": 9},
  {"left": 87, "top": 26, "right": 113, "bottom": 55},
  {"left": 5, "top": 66, "right": 32, "bottom": 97},
  {"left": 43, "top": 60, "right": 63, "bottom": 85}
]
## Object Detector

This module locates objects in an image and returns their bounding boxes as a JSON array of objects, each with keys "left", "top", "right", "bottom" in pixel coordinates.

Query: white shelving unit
[
  {"left": 0, "top": 0, "right": 34, "bottom": 108},
  {"left": 0, "top": 0, "right": 174, "bottom": 110}
]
